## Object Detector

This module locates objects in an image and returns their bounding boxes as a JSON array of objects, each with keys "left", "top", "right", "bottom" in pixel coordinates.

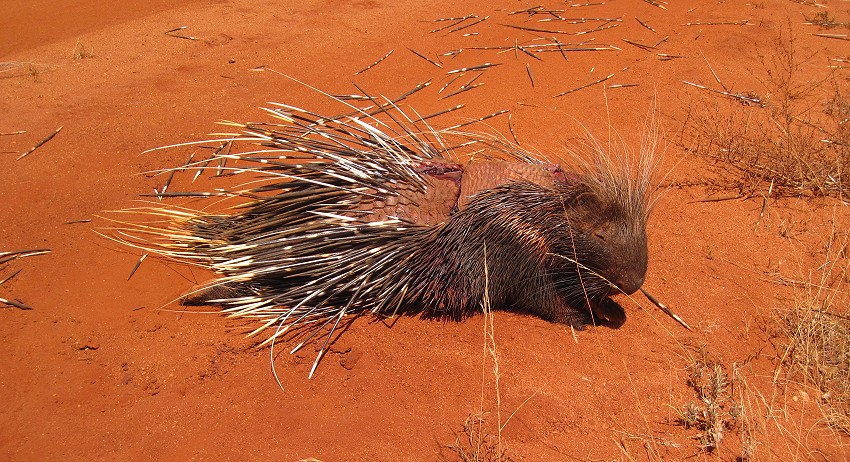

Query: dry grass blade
[
  {"left": 444, "top": 246, "right": 513, "bottom": 462},
  {"left": 775, "top": 221, "right": 850, "bottom": 437},
  {"left": 778, "top": 305, "right": 850, "bottom": 435}
]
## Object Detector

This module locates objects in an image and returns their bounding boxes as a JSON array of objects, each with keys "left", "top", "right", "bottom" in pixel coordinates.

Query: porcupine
[{"left": 110, "top": 94, "right": 655, "bottom": 376}]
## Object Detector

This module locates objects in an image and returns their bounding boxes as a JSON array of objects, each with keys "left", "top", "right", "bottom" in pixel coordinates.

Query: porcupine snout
[
  {"left": 612, "top": 263, "right": 645, "bottom": 295},
  {"left": 576, "top": 221, "right": 647, "bottom": 326},
  {"left": 605, "top": 226, "right": 648, "bottom": 296},
  {"left": 578, "top": 202, "right": 649, "bottom": 299}
]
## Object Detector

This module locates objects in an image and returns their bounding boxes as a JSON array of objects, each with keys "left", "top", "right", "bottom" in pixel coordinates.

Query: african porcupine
[{"left": 108, "top": 96, "right": 655, "bottom": 375}]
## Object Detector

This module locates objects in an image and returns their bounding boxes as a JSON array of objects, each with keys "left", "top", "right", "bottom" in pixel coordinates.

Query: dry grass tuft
[
  {"left": 675, "top": 357, "right": 743, "bottom": 452},
  {"left": 682, "top": 31, "right": 850, "bottom": 199},
  {"left": 444, "top": 246, "right": 514, "bottom": 462},
  {"left": 775, "top": 222, "right": 850, "bottom": 437},
  {"left": 72, "top": 40, "right": 95, "bottom": 61},
  {"left": 446, "top": 413, "right": 513, "bottom": 462},
  {"left": 778, "top": 305, "right": 850, "bottom": 435},
  {"left": 774, "top": 215, "right": 850, "bottom": 441}
]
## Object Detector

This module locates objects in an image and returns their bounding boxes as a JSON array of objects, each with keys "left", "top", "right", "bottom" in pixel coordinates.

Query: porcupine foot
[
  {"left": 549, "top": 297, "right": 626, "bottom": 330},
  {"left": 588, "top": 298, "right": 626, "bottom": 327},
  {"left": 180, "top": 281, "right": 255, "bottom": 305}
]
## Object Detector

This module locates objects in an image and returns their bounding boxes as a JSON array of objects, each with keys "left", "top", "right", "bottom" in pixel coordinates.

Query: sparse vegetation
[
  {"left": 779, "top": 304, "right": 850, "bottom": 435},
  {"left": 445, "top": 413, "right": 513, "bottom": 462},
  {"left": 682, "top": 31, "right": 850, "bottom": 199},
  {"left": 776, "top": 223, "right": 850, "bottom": 436},
  {"left": 679, "top": 26, "right": 850, "bottom": 454},
  {"left": 804, "top": 11, "right": 849, "bottom": 29},
  {"left": 675, "top": 357, "right": 743, "bottom": 453},
  {"left": 0, "top": 61, "right": 51, "bottom": 80},
  {"left": 72, "top": 40, "right": 95, "bottom": 60}
]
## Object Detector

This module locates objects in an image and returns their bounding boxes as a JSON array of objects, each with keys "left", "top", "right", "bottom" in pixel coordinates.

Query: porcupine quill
[{"left": 103, "top": 82, "right": 659, "bottom": 379}]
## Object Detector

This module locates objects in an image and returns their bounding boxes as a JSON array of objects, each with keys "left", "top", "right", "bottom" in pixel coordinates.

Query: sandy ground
[{"left": 2, "top": 0, "right": 849, "bottom": 460}]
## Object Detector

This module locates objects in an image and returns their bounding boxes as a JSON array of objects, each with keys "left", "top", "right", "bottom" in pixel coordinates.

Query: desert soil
[{"left": 1, "top": 0, "right": 849, "bottom": 460}]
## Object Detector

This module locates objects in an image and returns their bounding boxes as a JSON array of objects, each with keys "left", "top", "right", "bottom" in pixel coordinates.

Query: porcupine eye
[{"left": 592, "top": 229, "right": 607, "bottom": 241}]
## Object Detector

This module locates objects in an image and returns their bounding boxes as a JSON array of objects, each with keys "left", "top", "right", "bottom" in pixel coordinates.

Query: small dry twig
[{"left": 682, "top": 81, "right": 764, "bottom": 106}]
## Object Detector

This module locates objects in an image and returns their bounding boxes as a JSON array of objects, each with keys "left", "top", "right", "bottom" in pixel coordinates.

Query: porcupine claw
[{"left": 589, "top": 298, "right": 626, "bottom": 327}]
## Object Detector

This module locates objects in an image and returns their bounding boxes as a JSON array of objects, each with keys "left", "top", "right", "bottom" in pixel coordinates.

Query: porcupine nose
[
  {"left": 613, "top": 243, "right": 648, "bottom": 295},
  {"left": 610, "top": 267, "right": 645, "bottom": 295},
  {"left": 616, "top": 275, "right": 644, "bottom": 295}
]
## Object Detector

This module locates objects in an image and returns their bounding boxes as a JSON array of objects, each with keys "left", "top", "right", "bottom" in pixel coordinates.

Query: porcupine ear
[{"left": 554, "top": 171, "right": 600, "bottom": 210}]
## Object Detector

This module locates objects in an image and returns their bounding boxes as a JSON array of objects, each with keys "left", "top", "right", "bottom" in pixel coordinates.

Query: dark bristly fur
[{"left": 105, "top": 96, "right": 656, "bottom": 376}]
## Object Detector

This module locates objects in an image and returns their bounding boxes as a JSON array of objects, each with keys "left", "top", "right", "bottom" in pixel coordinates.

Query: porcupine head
[{"left": 548, "top": 162, "right": 649, "bottom": 327}]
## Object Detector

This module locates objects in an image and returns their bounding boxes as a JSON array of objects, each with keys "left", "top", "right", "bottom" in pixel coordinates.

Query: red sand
[{"left": 2, "top": 1, "right": 848, "bottom": 460}]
